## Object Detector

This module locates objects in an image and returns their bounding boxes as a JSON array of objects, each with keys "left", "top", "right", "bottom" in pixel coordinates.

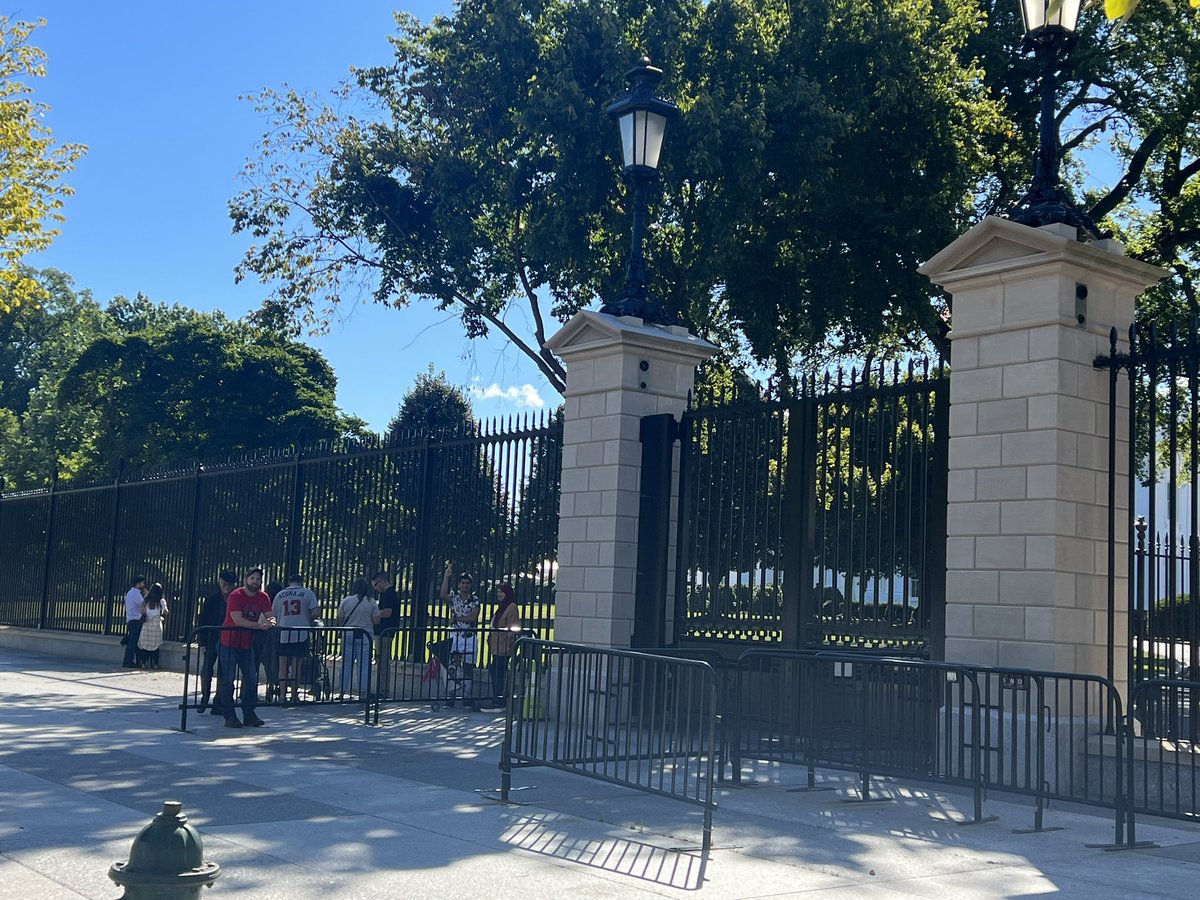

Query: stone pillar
[
  {"left": 920, "top": 217, "right": 1164, "bottom": 686},
  {"left": 545, "top": 310, "right": 716, "bottom": 648}
]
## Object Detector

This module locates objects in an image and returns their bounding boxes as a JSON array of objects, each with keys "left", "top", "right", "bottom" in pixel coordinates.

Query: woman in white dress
[{"left": 136, "top": 583, "right": 168, "bottom": 670}]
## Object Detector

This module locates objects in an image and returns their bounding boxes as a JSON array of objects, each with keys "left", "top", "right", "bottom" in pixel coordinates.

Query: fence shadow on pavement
[{"left": 500, "top": 809, "right": 709, "bottom": 890}]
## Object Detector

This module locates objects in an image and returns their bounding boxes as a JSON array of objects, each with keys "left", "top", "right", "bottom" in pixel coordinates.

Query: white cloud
[{"left": 469, "top": 382, "right": 546, "bottom": 409}]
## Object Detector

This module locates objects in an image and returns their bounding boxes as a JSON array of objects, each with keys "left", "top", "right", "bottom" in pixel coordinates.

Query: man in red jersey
[{"left": 216, "top": 567, "right": 276, "bottom": 729}]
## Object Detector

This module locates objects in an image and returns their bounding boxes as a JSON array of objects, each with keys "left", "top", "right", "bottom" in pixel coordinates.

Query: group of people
[
  {"left": 438, "top": 561, "right": 520, "bottom": 712},
  {"left": 182, "top": 563, "right": 519, "bottom": 728},
  {"left": 121, "top": 575, "right": 169, "bottom": 669}
]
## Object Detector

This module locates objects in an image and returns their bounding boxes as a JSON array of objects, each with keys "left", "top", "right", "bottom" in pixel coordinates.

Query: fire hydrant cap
[{"left": 109, "top": 801, "right": 220, "bottom": 895}]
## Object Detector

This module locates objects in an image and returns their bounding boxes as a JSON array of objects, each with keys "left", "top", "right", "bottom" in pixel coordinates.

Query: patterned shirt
[{"left": 451, "top": 592, "right": 480, "bottom": 632}]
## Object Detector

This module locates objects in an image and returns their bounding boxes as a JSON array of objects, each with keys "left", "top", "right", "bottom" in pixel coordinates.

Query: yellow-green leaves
[
  {"left": 0, "top": 18, "right": 86, "bottom": 316},
  {"left": 1105, "top": 0, "right": 1142, "bottom": 21}
]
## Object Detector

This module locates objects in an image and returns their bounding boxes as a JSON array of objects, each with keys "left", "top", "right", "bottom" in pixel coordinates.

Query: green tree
[
  {"left": 0, "top": 18, "right": 85, "bottom": 315},
  {"left": 230, "top": 0, "right": 1012, "bottom": 389},
  {"left": 53, "top": 297, "right": 355, "bottom": 478},
  {"left": 387, "top": 366, "right": 476, "bottom": 440},
  {"left": 0, "top": 268, "right": 108, "bottom": 484}
]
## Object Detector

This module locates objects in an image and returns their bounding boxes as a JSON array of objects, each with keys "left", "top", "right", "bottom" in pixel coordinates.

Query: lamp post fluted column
[{"left": 619, "top": 167, "right": 653, "bottom": 308}]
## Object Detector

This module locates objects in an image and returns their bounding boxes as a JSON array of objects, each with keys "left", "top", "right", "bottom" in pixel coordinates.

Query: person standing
[
  {"left": 440, "top": 562, "right": 481, "bottom": 709},
  {"left": 481, "top": 582, "right": 520, "bottom": 712},
  {"left": 337, "top": 578, "right": 380, "bottom": 698},
  {"left": 259, "top": 580, "right": 284, "bottom": 700},
  {"left": 197, "top": 571, "right": 236, "bottom": 714},
  {"left": 371, "top": 571, "right": 400, "bottom": 697},
  {"left": 216, "top": 568, "right": 276, "bottom": 729},
  {"left": 136, "top": 583, "right": 168, "bottom": 669},
  {"left": 121, "top": 575, "right": 147, "bottom": 669},
  {"left": 272, "top": 573, "right": 320, "bottom": 702}
]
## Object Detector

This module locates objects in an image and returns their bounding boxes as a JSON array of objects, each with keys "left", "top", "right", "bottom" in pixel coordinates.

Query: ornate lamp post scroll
[
  {"left": 600, "top": 56, "right": 680, "bottom": 324},
  {"left": 1007, "top": 0, "right": 1105, "bottom": 239}
]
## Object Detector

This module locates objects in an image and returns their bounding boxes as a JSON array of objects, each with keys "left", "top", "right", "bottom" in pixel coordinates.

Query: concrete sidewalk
[{"left": 2, "top": 648, "right": 1199, "bottom": 899}]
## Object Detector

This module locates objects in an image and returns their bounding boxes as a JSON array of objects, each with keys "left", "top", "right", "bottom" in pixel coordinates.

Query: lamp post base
[
  {"left": 1008, "top": 185, "right": 1106, "bottom": 241},
  {"left": 598, "top": 294, "right": 679, "bottom": 327}
]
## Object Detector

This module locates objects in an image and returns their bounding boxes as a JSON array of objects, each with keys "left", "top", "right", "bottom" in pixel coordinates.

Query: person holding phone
[{"left": 217, "top": 568, "right": 276, "bottom": 729}]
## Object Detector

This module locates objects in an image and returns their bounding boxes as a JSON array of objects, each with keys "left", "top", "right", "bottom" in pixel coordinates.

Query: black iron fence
[
  {"left": 674, "top": 360, "right": 947, "bottom": 656},
  {"left": 0, "top": 414, "right": 561, "bottom": 643},
  {"left": 1098, "top": 324, "right": 1200, "bottom": 691},
  {"left": 501, "top": 638, "right": 720, "bottom": 853}
]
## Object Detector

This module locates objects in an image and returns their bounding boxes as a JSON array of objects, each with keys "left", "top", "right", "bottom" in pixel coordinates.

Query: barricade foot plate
[{"left": 1092, "top": 841, "right": 1158, "bottom": 851}]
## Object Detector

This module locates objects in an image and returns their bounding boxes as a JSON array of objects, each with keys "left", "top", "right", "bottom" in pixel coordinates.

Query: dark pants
[
  {"left": 216, "top": 645, "right": 258, "bottom": 719},
  {"left": 489, "top": 655, "right": 510, "bottom": 702},
  {"left": 123, "top": 619, "right": 142, "bottom": 667},
  {"left": 200, "top": 644, "right": 220, "bottom": 699},
  {"left": 376, "top": 634, "right": 392, "bottom": 699}
]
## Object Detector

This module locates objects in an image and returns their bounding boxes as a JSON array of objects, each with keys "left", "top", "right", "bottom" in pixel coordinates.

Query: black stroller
[
  {"left": 429, "top": 627, "right": 477, "bottom": 711},
  {"left": 304, "top": 622, "right": 334, "bottom": 702}
]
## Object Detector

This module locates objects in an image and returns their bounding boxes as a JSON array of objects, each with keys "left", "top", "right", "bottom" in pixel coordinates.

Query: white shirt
[
  {"left": 273, "top": 586, "right": 320, "bottom": 642},
  {"left": 125, "top": 588, "right": 144, "bottom": 622}
]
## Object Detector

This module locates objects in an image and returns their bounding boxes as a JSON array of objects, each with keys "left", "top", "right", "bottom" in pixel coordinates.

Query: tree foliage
[
  {"left": 0, "top": 273, "right": 362, "bottom": 488},
  {"left": 386, "top": 366, "right": 475, "bottom": 439},
  {"left": 231, "top": 0, "right": 1200, "bottom": 387},
  {"left": 231, "top": 0, "right": 1012, "bottom": 387},
  {"left": 0, "top": 18, "right": 85, "bottom": 315}
]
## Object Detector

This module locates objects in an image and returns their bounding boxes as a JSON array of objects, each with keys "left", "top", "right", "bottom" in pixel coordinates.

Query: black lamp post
[
  {"left": 1007, "top": 0, "right": 1104, "bottom": 238},
  {"left": 600, "top": 56, "right": 680, "bottom": 324}
]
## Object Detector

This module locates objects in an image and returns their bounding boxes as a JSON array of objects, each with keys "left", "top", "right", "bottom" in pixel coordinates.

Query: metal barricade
[
  {"left": 730, "top": 650, "right": 1130, "bottom": 840},
  {"left": 1126, "top": 678, "right": 1200, "bottom": 844},
  {"left": 969, "top": 666, "right": 1124, "bottom": 838},
  {"left": 372, "top": 623, "right": 534, "bottom": 724},
  {"left": 501, "top": 638, "right": 720, "bottom": 853},
  {"left": 179, "top": 625, "right": 373, "bottom": 730},
  {"left": 732, "top": 649, "right": 988, "bottom": 822}
]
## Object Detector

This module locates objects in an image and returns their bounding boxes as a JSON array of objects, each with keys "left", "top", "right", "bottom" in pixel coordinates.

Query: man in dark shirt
[
  {"left": 216, "top": 568, "right": 276, "bottom": 729},
  {"left": 197, "top": 570, "right": 236, "bottom": 715},
  {"left": 372, "top": 571, "right": 400, "bottom": 698}
]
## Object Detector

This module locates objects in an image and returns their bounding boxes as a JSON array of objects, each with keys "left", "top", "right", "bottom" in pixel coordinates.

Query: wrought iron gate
[
  {"left": 1098, "top": 324, "right": 1200, "bottom": 713},
  {"left": 670, "top": 360, "right": 949, "bottom": 656}
]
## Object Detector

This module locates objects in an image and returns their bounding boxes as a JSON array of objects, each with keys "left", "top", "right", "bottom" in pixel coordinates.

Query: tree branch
[
  {"left": 451, "top": 288, "right": 566, "bottom": 394},
  {"left": 280, "top": 193, "right": 567, "bottom": 393},
  {"left": 1060, "top": 115, "right": 1116, "bottom": 157},
  {"left": 1089, "top": 126, "right": 1165, "bottom": 222}
]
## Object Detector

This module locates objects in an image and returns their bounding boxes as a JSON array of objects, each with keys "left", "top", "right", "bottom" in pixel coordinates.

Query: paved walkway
[{"left": 2, "top": 647, "right": 1200, "bottom": 898}]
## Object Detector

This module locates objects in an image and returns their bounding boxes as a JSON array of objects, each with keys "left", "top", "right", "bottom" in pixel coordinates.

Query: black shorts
[{"left": 278, "top": 640, "right": 310, "bottom": 658}]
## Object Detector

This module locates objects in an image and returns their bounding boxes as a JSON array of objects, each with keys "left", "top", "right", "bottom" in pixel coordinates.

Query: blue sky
[{"left": 23, "top": 1, "right": 553, "bottom": 432}]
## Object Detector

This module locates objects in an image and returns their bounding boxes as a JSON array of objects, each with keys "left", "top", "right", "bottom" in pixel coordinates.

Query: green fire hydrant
[{"left": 109, "top": 800, "right": 220, "bottom": 899}]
